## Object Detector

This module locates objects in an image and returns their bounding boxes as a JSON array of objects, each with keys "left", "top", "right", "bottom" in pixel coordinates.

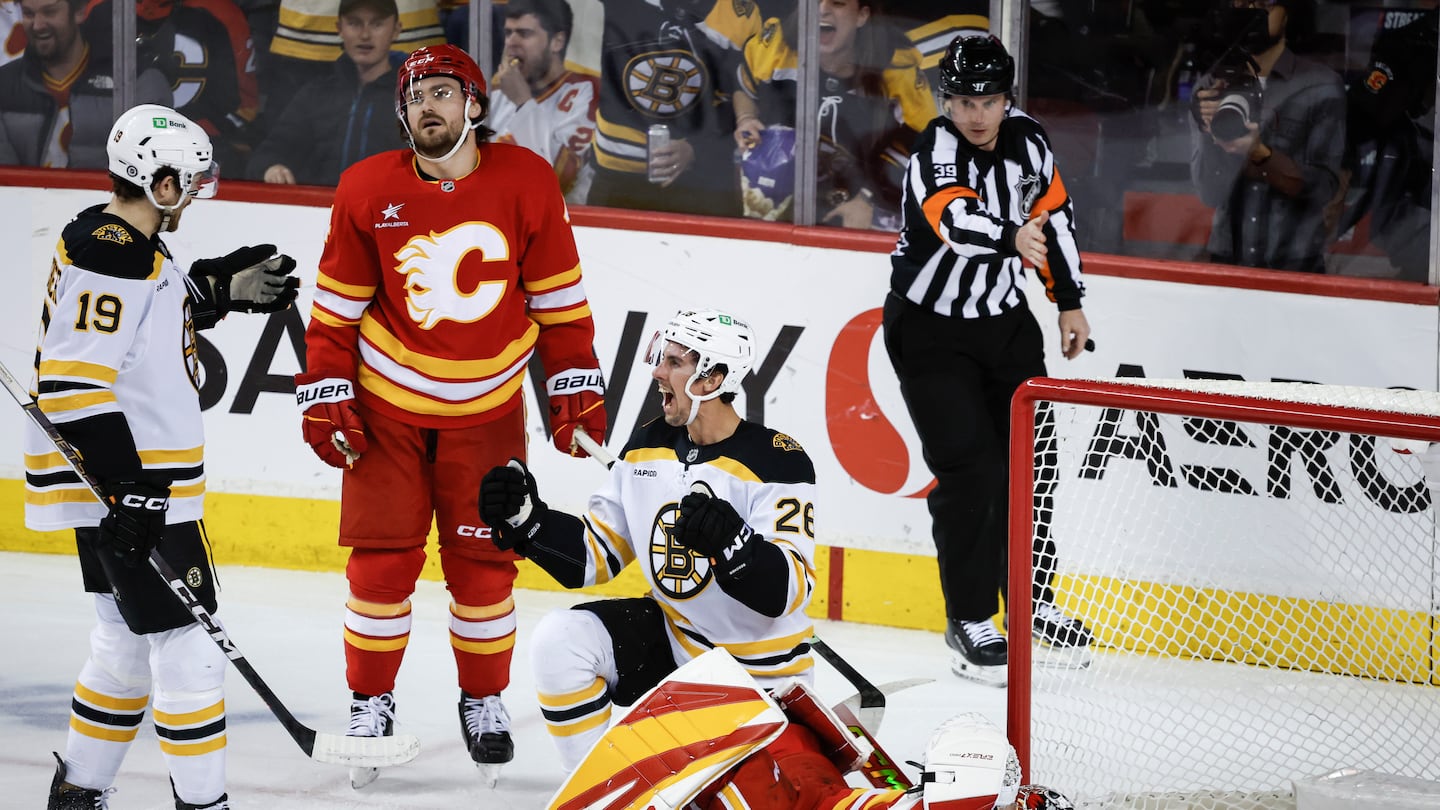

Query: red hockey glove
[
  {"left": 295, "top": 372, "right": 367, "bottom": 468},
  {"left": 546, "top": 368, "right": 606, "bottom": 457}
]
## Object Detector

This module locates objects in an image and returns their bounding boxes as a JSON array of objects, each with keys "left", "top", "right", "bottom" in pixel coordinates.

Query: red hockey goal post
[{"left": 1007, "top": 377, "right": 1440, "bottom": 809}]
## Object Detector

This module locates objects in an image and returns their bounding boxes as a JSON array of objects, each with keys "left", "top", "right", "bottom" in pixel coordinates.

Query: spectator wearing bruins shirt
[
  {"left": 587, "top": 0, "right": 761, "bottom": 217},
  {"left": 732, "top": 0, "right": 935, "bottom": 229}
]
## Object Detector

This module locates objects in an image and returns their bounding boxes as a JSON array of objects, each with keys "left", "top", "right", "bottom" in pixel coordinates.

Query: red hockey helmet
[{"left": 394, "top": 44, "right": 488, "bottom": 122}]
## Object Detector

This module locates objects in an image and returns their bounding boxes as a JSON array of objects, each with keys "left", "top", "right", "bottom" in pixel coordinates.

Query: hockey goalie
[{"left": 545, "top": 649, "right": 1071, "bottom": 810}]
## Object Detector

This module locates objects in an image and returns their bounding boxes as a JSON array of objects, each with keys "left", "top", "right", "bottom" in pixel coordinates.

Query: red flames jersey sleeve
[{"left": 305, "top": 144, "right": 598, "bottom": 428}]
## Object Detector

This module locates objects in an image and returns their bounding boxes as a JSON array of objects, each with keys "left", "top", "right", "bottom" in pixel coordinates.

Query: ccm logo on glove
[{"left": 120, "top": 493, "right": 169, "bottom": 511}]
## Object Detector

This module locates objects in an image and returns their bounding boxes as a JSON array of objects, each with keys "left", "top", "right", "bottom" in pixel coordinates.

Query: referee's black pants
[{"left": 881, "top": 293, "right": 1057, "bottom": 623}]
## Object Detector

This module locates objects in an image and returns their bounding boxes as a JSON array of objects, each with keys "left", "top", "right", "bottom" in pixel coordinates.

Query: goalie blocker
[{"left": 544, "top": 649, "right": 1073, "bottom": 810}]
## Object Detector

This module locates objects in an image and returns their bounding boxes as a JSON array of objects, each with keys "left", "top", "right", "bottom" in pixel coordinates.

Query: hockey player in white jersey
[
  {"left": 29, "top": 103, "right": 298, "bottom": 810},
  {"left": 480, "top": 308, "right": 819, "bottom": 771}
]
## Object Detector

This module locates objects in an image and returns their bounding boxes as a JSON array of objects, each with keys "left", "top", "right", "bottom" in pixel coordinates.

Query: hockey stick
[
  {"left": 810, "top": 635, "right": 890, "bottom": 732},
  {"left": 573, "top": 429, "right": 899, "bottom": 732},
  {"left": 0, "top": 360, "right": 419, "bottom": 769},
  {"left": 572, "top": 425, "right": 616, "bottom": 467}
]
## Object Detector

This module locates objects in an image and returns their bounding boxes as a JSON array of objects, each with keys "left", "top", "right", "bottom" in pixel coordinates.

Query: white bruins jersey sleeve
[
  {"left": 23, "top": 207, "right": 207, "bottom": 530},
  {"left": 579, "top": 419, "right": 818, "bottom": 687}
]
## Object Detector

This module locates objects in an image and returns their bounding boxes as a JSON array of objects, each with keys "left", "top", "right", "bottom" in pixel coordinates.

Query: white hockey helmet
[
  {"left": 647, "top": 309, "right": 755, "bottom": 425},
  {"left": 107, "top": 104, "right": 217, "bottom": 206},
  {"left": 919, "top": 712, "right": 1021, "bottom": 809}
]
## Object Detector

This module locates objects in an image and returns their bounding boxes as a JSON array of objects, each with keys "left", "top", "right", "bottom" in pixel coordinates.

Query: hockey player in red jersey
[{"left": 294, "top": 43, "right": 607, "bottom": 790}]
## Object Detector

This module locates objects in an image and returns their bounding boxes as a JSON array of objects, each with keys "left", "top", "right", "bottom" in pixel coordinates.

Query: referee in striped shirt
[{"left": 882, "top": 34, "right": 1092, "bottom": 686}]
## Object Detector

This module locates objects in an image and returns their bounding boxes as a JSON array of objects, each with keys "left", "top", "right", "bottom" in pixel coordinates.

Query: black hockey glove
[
  {"left": 479, "top": 459, "right": 546, "bottom": 552},
  {"left": 673, "top": 491, "right": 758, "bottom": 579},
  {"left": 100, "top": 480, "right": 170, "bottom": 567},
  {"left": 191, "top": 244, "right": 300, "bottom": 317}
]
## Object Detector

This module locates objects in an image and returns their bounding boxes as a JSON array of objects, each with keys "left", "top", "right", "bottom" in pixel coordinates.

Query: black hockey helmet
[{"left": 938, "top": 35, "right": 1015, "bottom": 97}]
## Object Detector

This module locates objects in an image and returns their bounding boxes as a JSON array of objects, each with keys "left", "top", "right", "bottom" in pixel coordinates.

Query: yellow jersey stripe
[
  {"left": 526, "top": 263, "right": 582, "bottom": 294},
  {"left": 38, "top": 359, "right": 118, "bottom": 384},
  {"left": 360, "top": 317, "right": 538, "bottom": 379},
  {"left": 358, "top": 365, "right": 525, "bottom": 417}
]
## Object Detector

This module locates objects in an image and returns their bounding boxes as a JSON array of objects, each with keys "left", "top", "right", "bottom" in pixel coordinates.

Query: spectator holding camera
[{"left": 1190, "top": 0, "right": 1343, "bottom": 274}]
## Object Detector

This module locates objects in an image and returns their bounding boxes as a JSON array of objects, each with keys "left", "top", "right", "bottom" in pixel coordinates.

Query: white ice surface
[{"left": 0, "top": 552, "right": 1003, "bottom": 809}]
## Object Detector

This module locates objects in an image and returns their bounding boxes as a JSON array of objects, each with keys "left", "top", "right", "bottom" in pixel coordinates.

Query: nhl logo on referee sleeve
[{"left": 1017, "top": 173, "right": 1042, "bottom": 219}]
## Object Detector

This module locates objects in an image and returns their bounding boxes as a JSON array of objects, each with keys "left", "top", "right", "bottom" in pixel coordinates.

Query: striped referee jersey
[{"left": 890, "top": 109, "right": 1084, "bottom": 318}]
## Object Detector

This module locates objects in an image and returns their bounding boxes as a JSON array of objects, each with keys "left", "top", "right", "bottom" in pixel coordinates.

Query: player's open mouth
[{"left": 658, "top": 385, "right": 674, "bottom": 409}]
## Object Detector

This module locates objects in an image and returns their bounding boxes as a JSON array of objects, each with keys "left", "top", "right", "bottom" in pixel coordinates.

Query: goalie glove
[
  {"left": 546, "top": 368, "right": 606, "bottom": 457},
  {"left": 478, "top": 458, "right": 546, "bottom": 552},
  {"left": 673, "top": 488, "right": 758, "bottom": 579},
  {"left": 295, "top": 372, "right": 367, "bottom": 468},
  {"left": 190, "top": 244, "right": 300, "bottom": 322}
]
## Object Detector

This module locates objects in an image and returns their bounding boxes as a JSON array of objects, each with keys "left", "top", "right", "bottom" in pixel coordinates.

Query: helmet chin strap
[
  {"left": 406, "top": 96, "right": 481, "bottom": 165},
  {"left": 682, "top": 369, "right": 725, "bottom": 426},
  {"left": 143, "top": 184, "right": 184, "bottom": 233}
]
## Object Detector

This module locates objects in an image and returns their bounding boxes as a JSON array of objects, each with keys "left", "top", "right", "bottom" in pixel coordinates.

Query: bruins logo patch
[
  {"left": 732, "top": 0, "right": 754, "bottom": 17},
  {"left": 624, "top": 50, "right": 708, "bottom": 117},
  {"left": 649, "top": 501, "right": 712, "bottom": 599},
  {"left": 773, "top": 433, "right": 803, "bottom": 452},
  {"left": 92, "top": 223, "right": 133, "bottom": 245},
  {"left": 185, "top": 566, "right": 204, "bottom": 588}
]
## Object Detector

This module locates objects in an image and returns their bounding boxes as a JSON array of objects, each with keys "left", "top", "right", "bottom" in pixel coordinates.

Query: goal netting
[{"left": 1007, "top": 378, "right": 1440, "bottom": 810}]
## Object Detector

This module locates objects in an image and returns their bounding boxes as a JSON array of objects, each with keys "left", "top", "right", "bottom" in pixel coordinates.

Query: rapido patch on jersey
[
  {"left": 92, "top": 223, "right": 134, "bottom": 245},
  {"left": 772, "top": 433, "right": 803, "bottom": 452}
]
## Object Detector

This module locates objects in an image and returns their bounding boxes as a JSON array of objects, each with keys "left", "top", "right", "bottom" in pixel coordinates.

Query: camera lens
[{"left": 1211, "top": 94, "right": 1251, "bottom": 141}]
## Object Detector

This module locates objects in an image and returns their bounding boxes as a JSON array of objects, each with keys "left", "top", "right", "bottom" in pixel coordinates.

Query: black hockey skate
[
  {"left": 459, "top": 691, "right": 513, "bottom": 788},
  {"left": 48, "top": 752, "right": 113, "bottom": 809},
  {"left": 945, "top": 618, "right": 1008, "bottom": 687},
  {"left": 347, "top": 691, "right": 396, "bottom": 790},
  {"left": 1031, "top": 602, "right": 1093, "bottom": 669}
]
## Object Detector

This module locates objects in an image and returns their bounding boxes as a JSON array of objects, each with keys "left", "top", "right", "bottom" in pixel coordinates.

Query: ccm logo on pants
[{"left": 456, "top": 525, "right": 493, "bottom": 539}]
